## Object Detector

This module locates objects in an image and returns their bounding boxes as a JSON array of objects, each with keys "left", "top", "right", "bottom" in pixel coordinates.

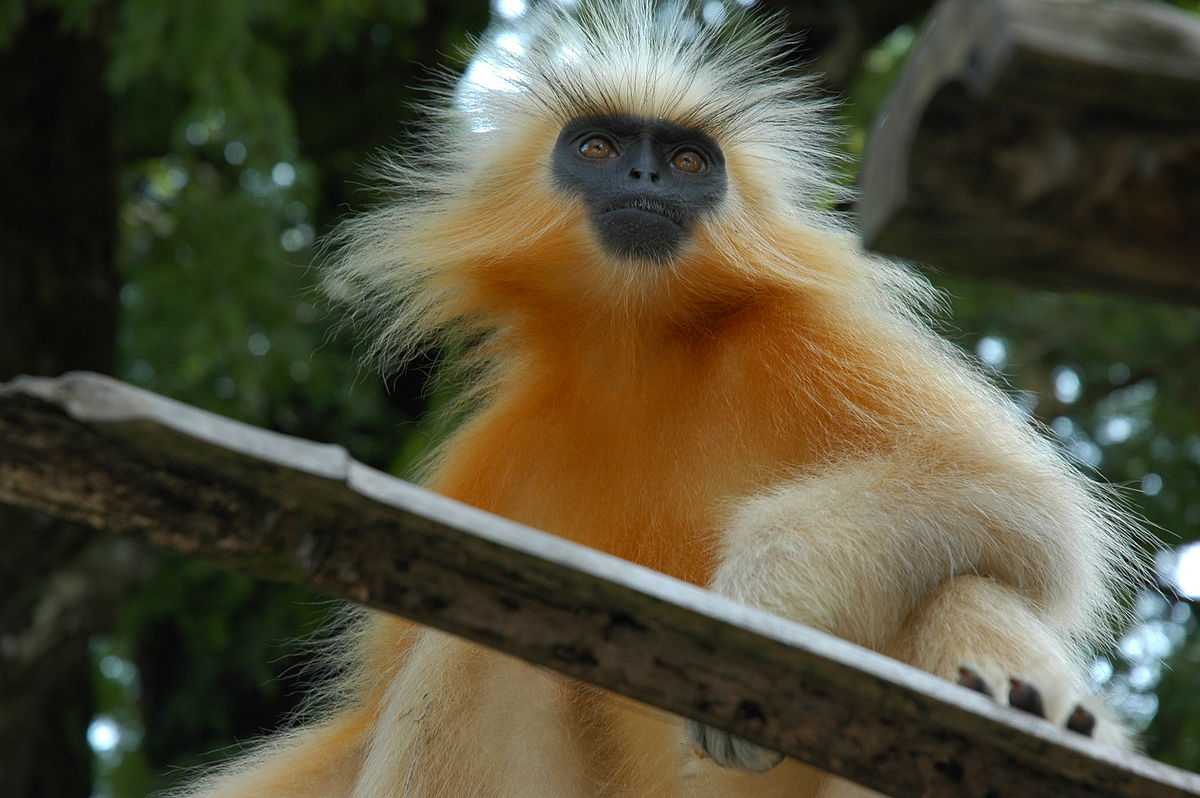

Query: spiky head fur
[{"left": 317, "top": 0, "right": 915, "bottom": 374}]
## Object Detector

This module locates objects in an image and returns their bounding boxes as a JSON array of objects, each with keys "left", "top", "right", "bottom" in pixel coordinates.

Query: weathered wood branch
[
  {"left": 860, "top": 0, "right": 1200, "bottom": 304},
  {"left": 2, "top": 372, "right": 1199, "bottom": 798}
]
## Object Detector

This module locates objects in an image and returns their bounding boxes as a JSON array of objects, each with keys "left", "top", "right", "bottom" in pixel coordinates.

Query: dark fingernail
[
  {"left": 1009, "top": 678, "right": 1046, "bottom": 718},
  {"left": 1067, "top": 705, "right": 1096, "bottom": 737},
  {"left": 957, "top": 666, "right": 995, "bottom": 698}
]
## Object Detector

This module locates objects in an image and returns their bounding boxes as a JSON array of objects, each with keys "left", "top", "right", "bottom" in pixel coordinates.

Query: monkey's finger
[
  {"left": 1008, "top": 678, "right": 1046, "bottom": 718},
  {"left": 1066, "top": 705, "right": 1097, "bottom": 737},
  {"left": 956, "top": 666, "right": 995, "bottom": 698},
  {"left": 730, "top": 735, "right": 784, "bottom": 773}
]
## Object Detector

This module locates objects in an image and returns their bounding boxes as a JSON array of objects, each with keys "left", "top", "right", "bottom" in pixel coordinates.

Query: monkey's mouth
[
  {"left": 599, "top": 197, "right": 686, "bottom": 228},
  {"left": 593, "top": 197, "right": 689, "bottom": 262}
]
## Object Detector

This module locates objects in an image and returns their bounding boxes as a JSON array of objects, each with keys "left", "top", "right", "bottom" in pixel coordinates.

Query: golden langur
[{"left": 180, "top": 2, "right": 1149, "bottom": 796}]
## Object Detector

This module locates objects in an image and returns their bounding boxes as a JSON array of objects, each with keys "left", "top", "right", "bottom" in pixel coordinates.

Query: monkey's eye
[
  {"left": 579, "top": 137, "right": 618, "bottom": 159},
  {"left": 671, "top": 149, "right": 707, "bottom": 174}
]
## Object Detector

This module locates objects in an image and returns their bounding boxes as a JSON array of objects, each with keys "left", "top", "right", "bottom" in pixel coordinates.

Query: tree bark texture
[{"left": 859, "top": 0, "right": 1200, "bottom": 304}]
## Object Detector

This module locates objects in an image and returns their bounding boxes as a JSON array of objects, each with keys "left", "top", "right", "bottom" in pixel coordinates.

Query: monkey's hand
[
  {"left": 955, "top": 665, "right": 1128, "bottom": 746},
  {"left": 686, "top": 720, "right": 784, "bottom": 772}
]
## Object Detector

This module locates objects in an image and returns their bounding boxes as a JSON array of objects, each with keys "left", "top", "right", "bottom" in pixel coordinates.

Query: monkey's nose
[{"left": 628, "top": 167, "right": 661, "bottom": 184}]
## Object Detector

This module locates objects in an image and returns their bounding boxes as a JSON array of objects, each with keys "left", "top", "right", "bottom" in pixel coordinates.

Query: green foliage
[
  {"left": 91, "top": 557, "right": 339, "bottom": 796},
  {"left": 1150, "top": 624, "right": 1200, "bottom": 768},
  {"left": 108, "top": 0, "right": 481, "bottom": 468},
  {"left": 0, "top": 0, "right": 21, "bottom": 45},
  {"left": 2, "top": 2, "right": 486, "bottom": 793},
  {"left": 48, "top": 0, "right": 100, "bottom": 31},
  {"left": 0, "top": 0, "right": 101, "bottom": 45}
]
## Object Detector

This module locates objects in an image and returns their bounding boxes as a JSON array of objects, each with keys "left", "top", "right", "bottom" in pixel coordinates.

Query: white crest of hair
[{"left": 486, "top": 0, "right": 848, "bottom": 209}]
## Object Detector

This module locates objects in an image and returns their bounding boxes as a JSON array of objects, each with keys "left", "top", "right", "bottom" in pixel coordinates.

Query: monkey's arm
[
  {"left": 710, "top": 435, "right": 1115, "bottom": 651},
  {"left": 691, "top": 433, "right": 1133, "bottom": 772}
]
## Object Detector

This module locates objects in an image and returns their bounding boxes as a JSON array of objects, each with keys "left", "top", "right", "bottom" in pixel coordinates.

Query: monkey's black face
[{"left": 552, "top": 114, "right": 727, "bottom": 262}]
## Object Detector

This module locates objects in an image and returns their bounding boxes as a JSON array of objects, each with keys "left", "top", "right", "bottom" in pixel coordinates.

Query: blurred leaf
[{"left": 0, "top": 0, "right": 22, "bottom": 46}]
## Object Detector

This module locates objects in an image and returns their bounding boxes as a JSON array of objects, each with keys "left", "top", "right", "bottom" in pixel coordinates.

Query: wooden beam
[
  {"left": 2, "top": 372, "right": 1199, "bottom": 798},
  {"left": 859, "top": 0, "right": 1200, "bottom": 304}
]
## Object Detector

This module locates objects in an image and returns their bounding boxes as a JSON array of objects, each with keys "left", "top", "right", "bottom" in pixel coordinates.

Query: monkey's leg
[
  {"left": 180, "top": 708, "right": 372, "bottom": 798},
  {"left": 352, "top": 630, "right": 594, "bottom": 798}
]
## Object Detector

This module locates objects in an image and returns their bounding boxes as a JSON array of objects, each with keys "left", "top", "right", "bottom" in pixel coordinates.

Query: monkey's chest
[{"left": 429, "top": 412, "right": 768, "bottom": 585}]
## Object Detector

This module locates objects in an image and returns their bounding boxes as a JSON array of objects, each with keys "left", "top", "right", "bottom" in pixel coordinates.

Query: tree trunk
[{"left": 0, "top": 7, "right": 119, "bottom": 797}]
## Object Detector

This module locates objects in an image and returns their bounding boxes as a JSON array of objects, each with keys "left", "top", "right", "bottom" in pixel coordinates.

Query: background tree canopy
[{"left": 0, "top": 1, "right": 1197, "bottom": 796}]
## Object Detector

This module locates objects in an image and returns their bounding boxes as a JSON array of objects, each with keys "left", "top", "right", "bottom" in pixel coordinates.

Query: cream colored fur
[{"left": 174, "top": 2, "right": 1149, "bottom": 796}]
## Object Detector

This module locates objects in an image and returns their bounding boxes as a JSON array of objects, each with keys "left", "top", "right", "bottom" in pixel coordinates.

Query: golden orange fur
[{"left": 178, "top": 2, "right": 1149, "bottom": 796}]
